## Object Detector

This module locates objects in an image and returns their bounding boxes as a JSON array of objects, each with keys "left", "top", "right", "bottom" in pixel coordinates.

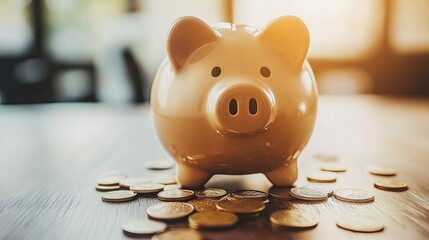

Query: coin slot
[
  {"left": 229, "top": 99, "right": 238, "bottom": 116},
  {"left": 249, "top": 98, "right": 257, "bottom": 115}
]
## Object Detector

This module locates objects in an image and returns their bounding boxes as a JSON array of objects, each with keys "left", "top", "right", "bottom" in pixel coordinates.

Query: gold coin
[
  {"left": 121, "top": 219, "right": 167, "bottom": 235},
  {"left": 95, "top": 184, "right": 121, "bottom": 191},
  {"left": 320, "top": 163, "right": 347, "bottom": 172},
  {"left": 154, "top": 176, "right": 177, "bottom": 185},
  {"left": 188, "top": 211, "right": 238, "bottom": 229},
  {"left": 374, "top": 179, "right": 408, "bottom": 191},
  {"left": 367, "top": 164, "right": 397, "bottom": 176},
  {"left": 144, "top": 160, "right": 174, "bottom": 170},
  {"left": 216, "top": 198, "right": 265, "bottom": 214},
  {"left": 268, "top": 187, "right": 295, "bottom": 200},
  {"left": 270, "top": 210, "right": 319, "bottom": 228},
  {"left": 290, "top": 187, "right": 328, "bottom": 201},
  {"left": 130, "top": 183, "right": 165, "bottom": 193},
  {"left": 119, "top": 177, "right": 152, "bottom": 188},
  {"left": 151, "top": 229, "right": 202, "bottom": 240},
  {"left": 97, "top": 170, "right": 127, "bottom": 179},
  {"left": 336, "top": 215, "right": 384, "bottom": 232},
  {"left": 230, "top": 190, "right": 268, "bottom": 200},
  {"left": 187, "top": 198, "right": 219, "bottom": 212},
  {"left": 307, "top": 171, "right": 337, "bottom": 183},
  {"left": 194, "top": 188, "right": 227, "bottom": 198},
  {"left": 101, "top": 190, "right": 137, "bottom": 203},
  {"left": 334, "top": 189, "right": 374, "bottom": 203},
  {"left": 147, "top": 202, "right": 194, "bottom": 221},
  {"left": 158, "top": 189, "right": 195, "bottom": 201},
  {"left": 97, "top": 176, "right": 125, "bottom": 186}
]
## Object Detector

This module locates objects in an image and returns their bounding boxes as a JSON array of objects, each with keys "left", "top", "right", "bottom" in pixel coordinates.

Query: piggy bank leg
[
  {"left": 264, "top": 158, "right": 298, "bottom": 186},
  {"left": 176, "top": 163, "right": 212, "bottom": 188}
]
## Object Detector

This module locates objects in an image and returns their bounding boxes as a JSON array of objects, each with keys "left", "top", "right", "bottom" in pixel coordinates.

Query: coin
[
  {"left": 97, "top": 176, "right": 125, "bottom": 186},
  {"left": 144, "top": 160, "right": 174, "bottom": 170},
  {"left": 119, "top": 177, "right": 152, "bottom": 188},
  {"left": 187, "top": 198, "right": 218, "bottom": 212},
  {"left": 367, "top": 164, "right": 397, "bottom": 176},
  {"left": 151, "top": 229, "right": 202, "bottom": 240},
  {"left": 216, "top": 198, "right": 265, "bottom": 214},
  {"left": 230, "top": 190, "right": 268, "bottom": 201},
  {"left": 158, "top": 189, "right": 195, "bottom": 201},
  {"left": 147, "top": 202, "right": 194, "bottom": 221},
  {"left": 320, "top": 163, "right": 347, "bottom": 172},
  {"left": 163, "top": 184, "right": 182, "bottom": 190},
  {"left": 194, "top": 188, "right": 227, "bottom": 198},
  {"left": 121, "top": 219, "right": 167, "bottom": 235},
  {"left": 130, "top": 183, "right": 165, "bottom": 193},
  {"left": 268, "top": 187, "right": 295, "bottom": 201},
  {"left": 188, "top": 211, "right": 238, "bottom": 229},
  {"left": 334, "top": 189, "right": 374, "bottom": 203},
  {"left": 336, "top": 215, "right": 384, "bottom": 232},
  {"left": 101, "top": 190, "right": 137, "bottom": 203},
  {"left": 304, "top": 184, "right": 334, "bottom": 196},
  {"left": 374, "top": 179, "right": 408, "bottom": 191},
  {"left": 95, "top": 184, "right": 121, "bottom": 191},
  {"left": 97, "top": 170, "right": 127, "bottom": 179},
  {"left": 290, "top": 187, "right": 328, "bottom": 201},
  {"left": 307, "top": 171, "right": 337, "bottom": 183},
  {"left": 270, "top": 210, "right": 319, "bottom": 228},
  {"left": 154, "top": 176, "right": 177, "bottom": 185}
]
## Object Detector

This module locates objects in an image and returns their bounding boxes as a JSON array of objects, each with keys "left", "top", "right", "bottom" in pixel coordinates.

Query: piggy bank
[{"left": 151, "top": 16, "right": 317, "bottom": 188}]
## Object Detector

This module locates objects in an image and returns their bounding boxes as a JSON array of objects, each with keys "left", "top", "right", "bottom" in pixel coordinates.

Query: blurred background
[{"left": 0, "top": 0, "right": 428, "bottom": 104}]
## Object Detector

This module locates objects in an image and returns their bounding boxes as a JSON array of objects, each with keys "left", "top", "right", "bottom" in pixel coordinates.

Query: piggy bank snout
[{"left": 207, "top": 81, "right": 275, "bottom": 136}]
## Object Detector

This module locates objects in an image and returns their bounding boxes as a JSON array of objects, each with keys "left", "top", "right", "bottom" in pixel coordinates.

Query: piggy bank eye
[
  {"left": 260, "top": 66, "right": 271, "bottom": 78},
  {"left": 211, "top": 66, "right": 221, "bottom": 77}
]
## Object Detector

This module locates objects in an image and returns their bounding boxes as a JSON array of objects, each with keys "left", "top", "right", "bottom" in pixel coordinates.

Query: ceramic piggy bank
[{"left": 151, "top": 16, "right": 317, "bottom": 188}]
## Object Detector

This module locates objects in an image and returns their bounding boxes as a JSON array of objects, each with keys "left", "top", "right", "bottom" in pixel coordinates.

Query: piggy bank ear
[
  {"left": 167, "top": 17, "right": 219, "bottom": 71},
  {"left": 258, "top": 16, "right": 310, "bottom": 71}
]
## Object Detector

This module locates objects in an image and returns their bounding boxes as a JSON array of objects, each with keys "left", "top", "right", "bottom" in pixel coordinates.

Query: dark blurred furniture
[
  {"left": 0, "top": 0, "right": 97, "bottom": 104},
  {"left": 0, "top": 96, "right": 428, "bottom": 239},
  {"left": 0, "top": 0, "right": 147, "bottom": 104}
]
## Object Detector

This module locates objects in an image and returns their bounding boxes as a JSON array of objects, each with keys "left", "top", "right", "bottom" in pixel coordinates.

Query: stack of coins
[
  {"left": 215, "top": 190, "right": 268, "bottom": 215},
  {"left": 130, "top": 183, "right": 165, "bottom": 194},
  {"left": 95, "top": 171, "right": 127, "bottom": 191},
  {"left": 119, "top": 177, "right": 151, "bottom": 188},
  {"left": 95, "top": 156, "right": 409, "bottom": 237}
]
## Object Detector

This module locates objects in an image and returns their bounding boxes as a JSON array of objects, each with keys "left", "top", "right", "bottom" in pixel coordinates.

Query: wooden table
[{"left": 0, "top": 96, "right": 428, "bottom": 240}]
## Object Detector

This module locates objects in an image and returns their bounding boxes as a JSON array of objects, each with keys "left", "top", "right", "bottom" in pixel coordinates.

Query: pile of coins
[{"left": 95, "top": 158, "right": 408, "bottom": 238}]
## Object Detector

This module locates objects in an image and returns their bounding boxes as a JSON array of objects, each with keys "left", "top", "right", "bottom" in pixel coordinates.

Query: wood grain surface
[{"left": 0, "top": 96, "right": 428, "bottom": 240}]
